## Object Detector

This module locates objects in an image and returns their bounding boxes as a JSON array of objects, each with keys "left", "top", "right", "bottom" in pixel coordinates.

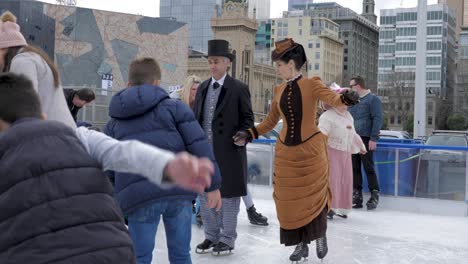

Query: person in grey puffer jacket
[{"left": 348, "top": 76, "right": 383, "bottom": 210}]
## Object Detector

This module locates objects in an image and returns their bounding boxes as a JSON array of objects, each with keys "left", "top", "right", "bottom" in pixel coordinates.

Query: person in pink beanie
[{"left": 0, "top": 10, "right": 76, "bottom": 128}]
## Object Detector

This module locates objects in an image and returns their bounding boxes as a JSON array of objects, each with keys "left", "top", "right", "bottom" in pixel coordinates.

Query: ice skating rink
[{"left": 151, "top": 185, "right": 468, "bottom": 264}]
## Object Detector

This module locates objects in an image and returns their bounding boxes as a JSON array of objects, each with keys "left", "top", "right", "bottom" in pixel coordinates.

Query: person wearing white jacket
[{"left": 318, "top": 90, "right": 367, "bottom": 219}]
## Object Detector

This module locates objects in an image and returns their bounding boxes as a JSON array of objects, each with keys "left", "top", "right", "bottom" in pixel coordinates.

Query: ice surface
[{"left": 151, "top": 185, "right": 468, "bottom": 264}]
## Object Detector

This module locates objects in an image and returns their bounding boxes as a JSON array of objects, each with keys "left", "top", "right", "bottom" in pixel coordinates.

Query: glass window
[
  {"left": 316, "top": 41, "right": 320, "bottom": 48},
  {"left": 315, "top": 52, "right": 320, "bottom": 59},
  {"left": 315, "top": 63, "right": 320, "bottom": 70}
]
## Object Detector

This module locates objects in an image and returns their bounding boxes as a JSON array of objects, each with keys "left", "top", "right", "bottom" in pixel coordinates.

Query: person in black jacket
[
  {"left": 63, "top": 88, "right": 95, "bottom": 121},
  {"left": 192, "top": 39, "right": 255, "bottom": 255},
  {"left": 0, "top": 73, "right": 215, "bottom": 264}
]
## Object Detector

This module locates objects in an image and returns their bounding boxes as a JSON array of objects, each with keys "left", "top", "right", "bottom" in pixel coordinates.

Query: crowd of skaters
[{"left": 0, "top": 9, "right": 383, "bottom": 264}]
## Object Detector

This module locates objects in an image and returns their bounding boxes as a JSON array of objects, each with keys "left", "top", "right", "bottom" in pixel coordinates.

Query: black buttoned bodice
[{"left": 280, "top": 76, "right": 303, "bottom": 146}]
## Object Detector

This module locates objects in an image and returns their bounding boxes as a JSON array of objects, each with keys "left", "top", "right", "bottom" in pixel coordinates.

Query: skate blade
[
  {"left": 291, "top": 257, "right": 308, "bottom": 264},
  {"left": 195, "top": 248, "right": 212, "bottom": 254},
  {"left": 211, "top": 250, "right": 234, "bottom": 256},
  {"left": 250, "top": 222, "right": 269, "bottom": 226}
]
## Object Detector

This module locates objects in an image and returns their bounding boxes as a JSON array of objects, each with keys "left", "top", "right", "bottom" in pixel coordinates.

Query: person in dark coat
[
  {"left": 192, "top": 39, "right": 255, "bottom": 255},
  {"left": 0, "top": 73, "right": 216, "bottom": 264},
  {"left": 63, "top": 88, "right": 95, "bottom": 121},
  {"left": 105, "top": 57, "right": 222, "bottom": 264}
]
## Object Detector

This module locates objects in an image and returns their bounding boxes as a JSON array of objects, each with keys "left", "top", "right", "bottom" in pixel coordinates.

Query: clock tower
[{"left": 211, "top": 0, "right": 258, "bottom": 84}]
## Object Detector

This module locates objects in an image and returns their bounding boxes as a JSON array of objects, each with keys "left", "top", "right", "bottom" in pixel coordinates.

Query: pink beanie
[{"left": 0, "top": 11, "right": 27, "bottom": 49}]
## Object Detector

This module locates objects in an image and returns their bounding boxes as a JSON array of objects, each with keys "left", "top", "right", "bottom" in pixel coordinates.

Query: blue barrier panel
[{"left": 361, "top": 139, "right": 422, "bottom": 196}]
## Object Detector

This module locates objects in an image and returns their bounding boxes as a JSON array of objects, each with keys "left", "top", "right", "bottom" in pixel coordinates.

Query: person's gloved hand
[
  {"left": 232, "top": 131, "right": 250, "bottom": 146},
  {"left": 341, "top": 90, "right": 360, "bottom": 105}
]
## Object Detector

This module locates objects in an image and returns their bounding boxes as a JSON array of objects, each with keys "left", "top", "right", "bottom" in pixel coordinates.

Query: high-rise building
[
  {"left": 271, "top": 11, "right": 344, "bottom": 84},
  {"left": 248, "top": 0, "right": 270, "bottom": 19},
  {"left": 255, "top": 19, "right": 272, "bottom": 64},
  {"left": 160, "top": 0, "right": 268, "bottom": 52},
  {"left": 160, "top": 0, "right": 222, "bottom": 52},
  {"left": 0, "top": 0, "right": 56, "bottom": 58},
  {"left": 303, "top": 2, "right": 379, "bottom": 88},
  {"left": 288, "top": 0, "right": 314, "bottom": 11},
  {"left": 438, "top": 0, "right": 464, "bottom": 37},
  {"left": 378, "top": 4, "right": 457, "bottom": 131}
]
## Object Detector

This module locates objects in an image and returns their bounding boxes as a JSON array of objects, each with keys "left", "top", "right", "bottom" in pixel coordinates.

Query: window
[
  {"left": 316, "top": 41, "right": 320, "bottom": 48},
  {"left": 298, "top": 19, "right": 302, "bottom": 27},
  {"left": 427, "top": 102, "right": 434, "bottom": 112},
  {"left": 315, "top": 52, "right": 320, "bottom": 59},
  {"left": 426, "top": 71, "right": 441, "bottom": 80},
  {"left": 427, "top": 41, "right": 442, "bottom": 50},
  {"left": 397, "top": 116, "right": 402, "bottom": 124},
  {"left": 308, "top": 43, "right": 313, "bottom": 49},
  {"left": 390, "top": 116, "right": 395, "bottom": 124},
  {"left": 315, "top": 63, "right": 320, "bottom": 70},
  {"left": 299, "top": 29, "right": 302, "bottom": 35},
  {"left": 426, "top": 56, "right": 441, "bottom": 65},
  {"left": 428, "top": 116, "right": 433, "bottom": 125},
  {"left": 427, "top": 26, "right": 442, "bottom": 35}
]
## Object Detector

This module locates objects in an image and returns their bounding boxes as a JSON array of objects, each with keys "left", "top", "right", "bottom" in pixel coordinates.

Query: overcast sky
[{"left": 42, "top": 0, "right": 439, "bottom": 22}]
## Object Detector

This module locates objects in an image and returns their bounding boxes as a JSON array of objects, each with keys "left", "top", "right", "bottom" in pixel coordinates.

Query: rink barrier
[{"left": 251, "top": 139, "right": 468, "bottom": 214}]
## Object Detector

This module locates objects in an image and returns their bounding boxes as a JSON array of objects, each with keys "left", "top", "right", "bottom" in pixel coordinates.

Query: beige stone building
[
  {"left": 188, "top": 1, "right": 281, "bottom": 121},
  {"left": 271, "top": 11, "right": 344, "bottom": 85}
]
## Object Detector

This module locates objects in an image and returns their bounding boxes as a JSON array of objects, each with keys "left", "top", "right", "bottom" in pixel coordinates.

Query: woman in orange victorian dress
[{"left": 234, "top": 38, "right": 359, "bottom": 262}]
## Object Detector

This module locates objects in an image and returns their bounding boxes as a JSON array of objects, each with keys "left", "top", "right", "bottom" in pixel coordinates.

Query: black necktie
[{"left": 213, "top": 82, "right": 220, "bottom": 89}]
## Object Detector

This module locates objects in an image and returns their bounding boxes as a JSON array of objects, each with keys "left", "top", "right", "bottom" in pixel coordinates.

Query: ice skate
[
  {"left": 195, "top": 239, "right": 215, "bottom": 254},
  {"left": 289, "top": 242, "right": 309, "bottom": 263},
  {"left": 316, "top": 236, "right": 328, "bottom": 260},
  {"left": 247, "top": 205, "right": 268, "bottom": 226},
  {"left": 212, "top": 242, "right": 234, "bottom": 256}
]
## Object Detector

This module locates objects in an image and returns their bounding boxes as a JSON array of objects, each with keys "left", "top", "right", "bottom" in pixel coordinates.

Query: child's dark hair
[{"left": 0, "top": 73, "right": 42, "bottom": 123}]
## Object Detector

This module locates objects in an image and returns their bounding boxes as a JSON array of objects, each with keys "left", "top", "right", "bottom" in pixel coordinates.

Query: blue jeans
[{"left": 128, "top": 199, "right": 192, "bottom": 264}]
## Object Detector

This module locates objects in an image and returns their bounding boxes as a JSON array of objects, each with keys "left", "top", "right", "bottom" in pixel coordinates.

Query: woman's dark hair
[
  {"left": 276, "top": 45, "right": 307, "bottom": 71},
  {"left": 3, "top": 45, "right": 60, "bottom": 88}
]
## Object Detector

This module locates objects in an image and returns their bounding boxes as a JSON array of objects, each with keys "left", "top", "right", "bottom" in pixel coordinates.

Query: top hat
[
  {"left": 271, "top": 38, "right": 306, "bottom": 66},
  {"left": 207, "top": 39, "right": 235, "bottom": 61}
]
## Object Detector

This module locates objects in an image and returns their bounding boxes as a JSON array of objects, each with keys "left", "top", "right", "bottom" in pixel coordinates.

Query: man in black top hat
[{"left": 193, "top": 39, "right": 254, "bottom": 255}]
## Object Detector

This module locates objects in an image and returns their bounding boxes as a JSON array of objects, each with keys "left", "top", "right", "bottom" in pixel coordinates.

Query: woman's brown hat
[{"left": 271, "top": 38, "right": 307, "bottom": 68}]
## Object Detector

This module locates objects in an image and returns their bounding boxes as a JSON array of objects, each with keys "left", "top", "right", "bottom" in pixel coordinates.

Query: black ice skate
[
  {"left": 366, "top": 190, "right": 380, "bottom": 210},
  {"left": 195, "top": 239, "right": 215, "bottom": 254},
  {"left": 352, "top": 189, "right": 363, "bottom": 209},
  {"left": 316, "top": 236, "right": 328, "bottom": 260},
  {"left": 327, "top": 209, "right": 336, "bottom": 220},
  {"left": 212, "top": 242, "right": 234, "bottom": 256},
  {"left": 289, "top": 242, "right": 309, "bottom": 263},
  {"left": 336, "top": 213, "right": 348, "bottom": 219},
  {"left": 247, "top": 205, "right": 268, "bottom": 226}
]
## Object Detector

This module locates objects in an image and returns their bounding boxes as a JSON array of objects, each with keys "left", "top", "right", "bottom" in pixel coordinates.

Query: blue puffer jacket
[{"left": 105, "top": 84, "right": 222, "bottom": 214}]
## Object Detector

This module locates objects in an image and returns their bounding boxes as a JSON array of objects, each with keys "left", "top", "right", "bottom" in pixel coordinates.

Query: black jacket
[
  {"left": 193, "top": 75, "right": 254, "bottom": 198},
  {"left": 0, "top": 119, "right": 135, "bottom": 264},
  {"left": 63, "top": 88, "right": 81, "bottom": 121}
]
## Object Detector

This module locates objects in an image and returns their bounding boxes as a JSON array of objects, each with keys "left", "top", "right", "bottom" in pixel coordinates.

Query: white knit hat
[{"left": 0, "top": 11, "right": 27, "bottom": 49}]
